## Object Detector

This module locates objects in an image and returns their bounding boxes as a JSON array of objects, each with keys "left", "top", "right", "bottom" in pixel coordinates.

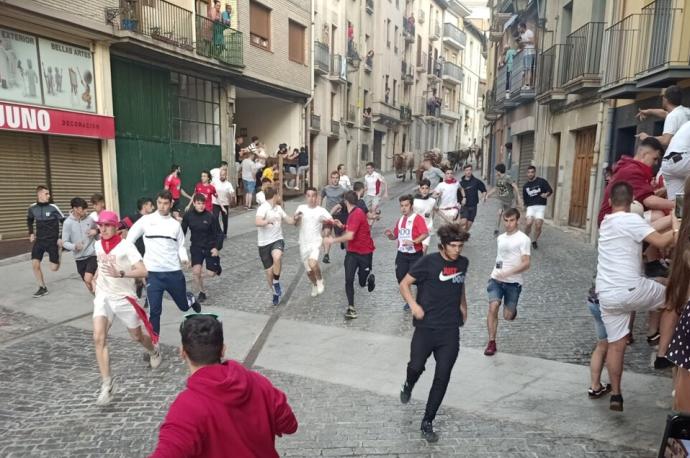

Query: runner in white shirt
[
  {"left": 210, "top": 161, "right": 228, "bottom": 183},
  {"left": 413, "top": 179, "right": 437, "bottom": 254},
  {"left": 433, "top": 169, "right": 466, "bottom": 223},
  {"left": 255, "top": 188, "right": 297, "bottom": 305},
  {"left": 294, "top": 187, "right": 335, "bottom": 297},
  {"left": 212, "top": 168, "right": 235, "bottom": 238},
  {"left": 363, "top": 162, "right": 388, "bottom": 213},
  {"left": 484, "top": 208, "right": 531, "bottom": 357},
  {"left": 338, "top": 164, "right": 352, "bottom": 190},
  {"left": 92, "top": 211, "right": 161, "bottom": 406}
]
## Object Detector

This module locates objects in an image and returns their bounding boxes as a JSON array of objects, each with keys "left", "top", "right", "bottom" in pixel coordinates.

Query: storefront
[{"left": 0, "top": 27, "right": 114, "bottom": 240}]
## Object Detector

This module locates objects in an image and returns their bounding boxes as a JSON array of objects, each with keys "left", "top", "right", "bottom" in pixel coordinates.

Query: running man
[
  {"left": 191, "top": 170, "right": 217, "bottom": 213},
  {"left": 486, "top": 163, "right": 522, "bottom": 237},
  {"left": 92, "top": 211, "right": 161, "bottom": 406},
  {"left": 255, "top": 188, "right": 296, "bottom": 305},
  {"left": 338, "top": 164, "right": 352, "bottom": 190},
  {"left": 421, "top": 158, "right": 445, "bottom": 189},
  {"left": 126, "top": 190, "right": 201, "bottom": 340},
  {"left": 61, "top": 197, "right": 98, "bottom": 293},
  {"left": 434, "top": 169, "right": 466, "bottom": 224},
  {"left": 28, "top": 185, "right": 64, "bottom": 297},
  {"left": 399, "top": 223, "right": 469, "bottom": 443},
  {"left": 459, "top": 164, "right": 487, "bottom": 231},
  {"left": 484, "top": 208, "right": 531, "bottom": 356},
  {"left": 413, "top": 179, "right": 437, "bottom": 254},
  {"left": 182, "top": 194, "right": 224, "bottom": 303},
  {"left": 164, "top": 164, "right": 193, "bottom": 219},
  {"left": 321, "top": 171, "right": 346, "bottom": 264},
  {"left": 324, "top": 190, "right": 376, "bottom": 319},
  {"left": 363, "top": 162, "right": 388, "bottom": 213},
  {"left": 522, "top": 165, "right": 553, "bottom": 249},
  {"left": 294, "top": 187, "right": 334, "bottom": 297},
  {"left": 212, "top": 168, "right": 235, "bottom": 238},
  {"left": 385, "top": 194, "right": 429, "bottom": 308}
]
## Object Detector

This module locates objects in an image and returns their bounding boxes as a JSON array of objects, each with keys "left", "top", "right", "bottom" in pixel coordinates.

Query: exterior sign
[
  {"left": 0, "top": 28, "right": 42, "bottom": 105},
  {"left": 0, "top": 101, "right": 114, "bottom": 139}
]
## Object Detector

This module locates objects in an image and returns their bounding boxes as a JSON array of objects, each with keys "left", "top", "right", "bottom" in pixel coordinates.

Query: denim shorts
[
  {"left": 487, "top": 278, "right": 522, "bottom": 312},
  {"left": 587, "top": 299, "right": 607, "bottom": 341},
  {"left": 243, "top": 179, "right": 256, "bottom": 194}
]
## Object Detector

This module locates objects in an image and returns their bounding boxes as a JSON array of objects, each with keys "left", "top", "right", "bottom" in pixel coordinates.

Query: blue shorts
[
  {"left": 487, "top": 278, "right": 522, "bottom": 312},
  {"left": 243, "top": 179, "right": 256, "bottom": 194},
  {"left": 587, "top": 299, "right": 607, "bottom": 341}
]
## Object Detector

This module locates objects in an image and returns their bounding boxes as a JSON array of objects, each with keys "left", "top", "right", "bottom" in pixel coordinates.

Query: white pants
[
  {"left": 661, "top": 153, "right": 690, "bottom": 199},
  {"left": 93, "top": 294, "right": 141, "bottom": 329},
  {"left": 525, "top": 205, "right": 546, "bottom": 220}
]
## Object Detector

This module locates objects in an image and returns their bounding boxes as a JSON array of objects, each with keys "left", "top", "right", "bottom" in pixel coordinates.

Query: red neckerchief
[
  {"left": 444, "top": 178, "right": 457, "bottom": 184},
  {"left": 101, "top": 234, "right": 122, "bottom": 254}
]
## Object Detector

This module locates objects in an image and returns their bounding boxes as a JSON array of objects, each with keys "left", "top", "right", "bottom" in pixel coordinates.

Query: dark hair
[
  {"left": 639, "top": 136, "right": 663, "bottom": 153},
  {"left": 518, "top": 22, "right": 526, "bottom": 28},
  {"left": 261, "top": 177, "right": 273, "bottom": 184},
  {"left": 366, "top": 162, "right": 375, "bottom": 168},
  {"left": 201, "top": 170, "right": 211, "bottom": 179},
  {"left": 90, "top": 193, "right": 105, "bottom": 204},
  {"left": 504, "top": 142, "right": 513, "bottom": 149},
  {"left": 610, "top": 181, "right": 633, "bottom": 207},
  {"left": 157, "top": 190, "right": 173, "bottom": 202},
  {"left": 251, "top": 136, "right": 259, "bottom": 142},
  {"left": 343, "top": 190, "right": 358, "bottom": 205},
  {"left": 70, "top": 197, "right": 88, "bottom": 209},
  {"left": 170, "top": 164, "right": 180, "bottom": 173},
  {"left": 399, "top": 194, "right": 414, "bottom": 205},
  {"left": 265, "top": 187, "right": 277, "bottom": 200},
  {"left": 419, "top": 178, "right": 431, "bottom": 187},
  {"left": 463, "top": 164, "right": 472, "bottom": 170},
  {"left": 664, "top": 85, "right": 682, "bottom": 106},
  {"left": 666, "top": 177, "right": 690, "bottom": 313},
  {"left": 305, "top": 186, "right": 318, "bottom": 194},
  {"left": 353, "top": 181, "right": 365, "bottom": 192},
  {"left": 495, "top": 163, "right": 506, "bottom": 174},
  {"left": 220, "top": 161, "right": 228, "bottom": 167},
  {"left": 235, "top": 134, "right": 244, "bottom": 140},
  {"left": 337, "top": 164, "right": 345, "bottom": 171},
  {"left": 193, "top": 193, "right": 207, "bottom": 203},
  {"left": 36, "top": 185, "right": 49, "bottom": 192},
  {"left": 527, "top": 165, "right": 536, "bottom": 172},
  {"left": 436, "top": 223, "right": 470, "bottom": 247},
  {"left": 504, "top": 208, "right": 521, "bottom": 220},
  {"left": 137, "top": 197, "right": 154, "bottom": 211},
  {"left": 180, "top": 315, "right": 224, "bottom": 366}
]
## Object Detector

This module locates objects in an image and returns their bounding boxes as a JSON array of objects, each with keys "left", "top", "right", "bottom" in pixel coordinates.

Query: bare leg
[
  {"left": 487, "top": 301, "right": 500, "bottom": 341},
  {"left": 465, "top": 220, "right": 474, "bottom": 231},
  {"left": 503, "top": 307, "right": 517, "bottom": 321},
  {"left": 127, "top": 326, "right": 155, "bottom": 353},
  {"left": 674, "top": 368, "right": 690, "bottom": 412},
  {"left": 306, "top": 269, "right": 317, "bottom": 286},
  {"left": 83, "top": 272, "right": 95, "bottom": 293},
  {"left": 658, "top": 308, "right": 679, "bottom": 358},
  {"left": 264, "top": 268, "right": 273, "bottom": 291},
  {"left": 272, "top": 250, "right": 282, "bottom": 278},
  {"left": 49, "top": 262, "right": 60, "bottom": 272},
  {"left": 32, "top": 259, "right": 45, "bottom": 287},
  {"left": 606, "top": 336, "right": 628, "bottom": 395},
  {"left": 524, "top": 218, "right": 533, "bottom": 238},
  {"left": 310, "top": 260, "right": 323, "bottom": 281},
  {"left": 534, "top": 220, "right": 544, "bottom": 241},
  {"left": 192, "top": 264, "right": 203, "bottom": 294},
  {"left": 93, "top": 317, "right": 111, "bottom": 381},
  {"left": 590, "top": 340, "right": 608, "bottom": 389},
  {"left": 647, "top": 310, "right": 661, "bottom": 339}
]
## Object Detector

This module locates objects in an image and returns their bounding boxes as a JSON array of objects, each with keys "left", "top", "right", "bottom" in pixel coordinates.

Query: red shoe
[{"left": 484, "top": 340, "right": 497, "bottom": 356}]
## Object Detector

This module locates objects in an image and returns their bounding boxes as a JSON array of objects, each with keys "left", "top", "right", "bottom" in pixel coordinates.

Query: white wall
[{"left": 235, "top": 98, "right": 303, "bottom": 153}]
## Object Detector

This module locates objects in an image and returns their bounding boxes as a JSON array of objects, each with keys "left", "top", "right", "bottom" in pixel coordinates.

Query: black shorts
[
  {"left": 190, "top": 246, "right": 222, "bottom": 275},
  {"left": 31, "top": 240, "right": 60, "bottom": 264},
  {"left": 460, "top": 206, "right": 478, "bottom": 222},
  {"left": 258, "top": 239, "right": 285, "bottom": 270},
  {"left": 172, "top": 199, "right": 184, "bottom": 214},
  {"left": 76, "top": 256, "right": 98, "bottom": 279}
]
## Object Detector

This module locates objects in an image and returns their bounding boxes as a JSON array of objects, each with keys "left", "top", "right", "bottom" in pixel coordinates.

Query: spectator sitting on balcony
[
  {"left": 517, "top": 22, "right": 535, "bottom": 89},
  {"left": 221, "top": 4, "right": 232, "bottom": 26},
  {"left": 636, "top": 85, "right": 690, "bottom": 149}
]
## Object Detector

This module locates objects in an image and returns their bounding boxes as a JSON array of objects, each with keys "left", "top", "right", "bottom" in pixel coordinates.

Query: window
[
  {"left": 386, "top": 19, "right": 391, "bottom": 47},
  {"left": 394, "top": 25, "right": 399, "bottom": 53},
  {"left": 289, "top": 20, "right": 306, "bottom": 64},
  {"left": 171, "top": 72, "right": 221, "bottom": 146},
  {"left": 250, "top": 1, "right": 271, "bottom": 50}
]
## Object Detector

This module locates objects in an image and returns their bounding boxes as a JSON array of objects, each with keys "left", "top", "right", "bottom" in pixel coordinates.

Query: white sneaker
[
  {"left": 149, "top": 348, "right": 162, "bottom": 369},
  {"left": 311, "top": 285, "right": 319, "bottom": 297},
  {"left": 96, "top": 379, "right": 114, "bottom": 406},
  {"left": 316, "top": 281, "right": 325, "bottom": 295}
]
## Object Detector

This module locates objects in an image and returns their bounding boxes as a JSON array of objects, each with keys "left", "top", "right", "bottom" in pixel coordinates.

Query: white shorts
[
  {"left": 661, "top": 153, "right": 690, "bottom": 199},
  {"left": 525, "top": 205, "right": 546, "bottom": 220},
  {"left": 300, "top": 243, "right": 321, "bottom": 271},
  {"left": 364, "top": 195, "right": 380, "bottom": 211},
  {"left": 439, "top": 208, "right": 458, "bottom": 222},
  {"left": 93, "top": 294, "right": 141, "bottom": 329},
  {"left": 599, "top": 277, "right": 666, "bottom": 343}
]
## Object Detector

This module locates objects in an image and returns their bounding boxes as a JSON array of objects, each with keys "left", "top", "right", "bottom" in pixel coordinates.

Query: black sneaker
[
  {"left": 587, "top": 383, "right": 612, "bottom": 399},
  {"left": 344, "top": 306, "right": 358, "bottom": 319},
  {"left": 644, "top": 260, "right": 669, "bottom": 278},
  {"left": 400, "top": 382, "right": 412, "bottom": 404},
  {"left": 654, "top": 356, "right": 674, "bottom": 370},
  {"left": 610, "top": 394, "right": 624, "bottom": 412},
  {"left": 421, "top": 420, "right": 438, "bottom": 443},
  {"left": 32, "top": 286, "right": 48, "bottom": 298},
  {"left": 322, "top": 253, "right": 330, "bottom": 264},
  {"left": 367, "top": 273, "right": 376, "bottom": 292},
  {"left": 198, "top": 292, "right": 207, "bottom": 303},
  {"left": 646, "top": 332, "right": 660, "bottom": 346},
  {"left": 532, "top": 241, "right": 538, "bottom": 249}
]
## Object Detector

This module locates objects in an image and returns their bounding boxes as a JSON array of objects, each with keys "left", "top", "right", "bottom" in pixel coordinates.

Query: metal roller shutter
[
  {"left": 48, "top": 137, "right": 104, "bottom": 213},
  {"left": 518, "top": 133, "right": 535, "bottom": 187},
  {"left": 0, "top": 132, "right": 47, "bottom": 240}
]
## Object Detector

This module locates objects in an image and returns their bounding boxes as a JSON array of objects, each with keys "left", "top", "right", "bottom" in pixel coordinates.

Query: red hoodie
[
  {"left": 150, "top": 361, "right": 298, "bottom": 458},
  {"left": 597, "top": 155, "right": 654, "bottom": 226}
]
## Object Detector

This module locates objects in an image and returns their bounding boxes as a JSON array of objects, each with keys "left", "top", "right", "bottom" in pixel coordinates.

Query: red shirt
[
  {"left": 393, "top": 214, "right": 428, "bottom": 253},
  {"left": 164, "top": 173, "right": 182, "bottom": 200},
  {"left": 194, "top": 182, "right": 217, "bottom": 212},
  {"left": 597, "top": 155, "right": 654, "bottom": 226},
  {"left": 345, "top": 207, "right": 375, "bottom": 254}
]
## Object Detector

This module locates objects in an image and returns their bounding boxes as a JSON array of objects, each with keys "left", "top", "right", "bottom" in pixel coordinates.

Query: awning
[{"left": 504, "top": 14, "right": 519, "bottom": 31}]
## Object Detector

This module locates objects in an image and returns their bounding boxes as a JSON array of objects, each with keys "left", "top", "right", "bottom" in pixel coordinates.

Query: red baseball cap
[{"left": 96, "top": 210, "right": 119, "bottom": 226}]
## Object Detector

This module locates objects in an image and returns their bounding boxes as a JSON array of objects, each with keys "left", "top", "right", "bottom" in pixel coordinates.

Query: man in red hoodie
[{"left": 150, "top": 314, "right": 298, "bottom": 458}]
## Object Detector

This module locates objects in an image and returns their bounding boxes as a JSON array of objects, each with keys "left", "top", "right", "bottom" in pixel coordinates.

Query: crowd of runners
[{"left": 22, "top": 97, "right": 690, "bottom": 451}]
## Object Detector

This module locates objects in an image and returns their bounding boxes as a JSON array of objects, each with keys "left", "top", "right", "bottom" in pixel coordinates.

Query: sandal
[
  {"left": 610, "top": 394, "right": 624, "bottom": 412},
  {"left": 588, "top": 383, "right": 612, "bottom": 399},
  {"left": 647, "top": 332, "right": 660, "bottom": 346}
]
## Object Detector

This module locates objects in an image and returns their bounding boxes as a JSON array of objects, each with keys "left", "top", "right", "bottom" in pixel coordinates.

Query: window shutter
[
  {"left": 289, "top": 21, "right": 305, "bottom": 63},
  {"left": 250, "top": 2, "right": 270, "bottom": 39}
]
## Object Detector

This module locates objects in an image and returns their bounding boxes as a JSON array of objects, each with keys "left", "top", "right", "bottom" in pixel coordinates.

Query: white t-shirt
[
  {"left": 521, "top": 29, "right": 535, "bottom": 51},
  {"left": 491, "top": 230, "right": 531, "bottom": 284},
  {"left": 663, "top": 106, "right": 690, "bottom": 135},
  {"left": 241, "top": 158, "right": 256, "bottom": 181},
  {"left": 210, "top": 167, "right": 221, "bottom": 183},
  {"left": 665, "top": 120, "right": 690, "bottom": 157},
  {"left": 295, "top": 204, "right": 332, "bottom": 246},
  {"left": 256, "top": 202, "right": 287, "bottom": 246},
  {"left": 256, "top": 191, "right": 266, "bottom": 205},
  {"left": 339, "top": 175, "right": 352, "bottom": 190},
  {"left": 212, "top": 179, "right": 235, "bottom": 206},
  {"left": 365, "top": 171, "right": 384, "bottom": 196},
  {"left": 413, "top": 196, "right": 436, "bottom": 229},
  {"left": 88, "top": 211, "right": 100, "bottom": 224},
  {"left": 95, "top": 238, "right": 142, "bottom": 298},
  {"left": 596, "top": 212, "right": 654, "bottom": 293},
  {"left": 434, "top": 181, "right": 460, "bottom": 208}
]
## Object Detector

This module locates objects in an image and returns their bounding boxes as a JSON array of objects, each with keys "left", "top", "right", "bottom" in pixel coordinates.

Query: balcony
[
  {"left": 364, "top": 53, "right": 373, "bottom": 73},
  {"left": 418, "top": 9, "right": 425, "bottom": 24},
  {"left": 560, "top": 22, "right": 605, "bottom": 93},
  {"left": 314, "top": 41, "right": 330, "bottom": 75},
  {"left": 441, "top": 102, "right": 461, "bottom": 121},
  {"left": 372, "top": 101, "right": 402, "bottom": 123},
  {"left": 404, "top": 72, "right": 414, "bottom": 85},
  {"left": 536, "top": 44, "right": 567, "bottom": 104},
  {"left": 403, "top": 18, "right": 416, "bottom": 43},
  {"left": 442, "top": 61, "right": 464, "bottom": 85},
  {"left": 108, "top": 0, "right": 194, "bottom": 51},
  {"left": 310, "top": 113, "right": 321, "bottom": 132},
  {"left": 430, "top": 21, "right": 441, "bottom": 41},
  {"left": 416, "top": 51, "right": 427, "bottom": 72},
  {"left": 495, "top": 65, "right": 507, "bottom": 106},
  {"left": 508, "top": 50, "right": 537, "bottom": 105},
  {"left": 346, "top": 105, "right": 357, "bottom": 126},
  {"left": 600, "top": 14, "right": 643, "bottom": 99},
  {"left": 400, "top": 105, "right": 412, "bottom": 123},
  {"left": 443, "top": 22, "right": 466, "bottom": 49},
  {"left": 484, "top": 89, "right": 501, "bottom": 121},
  {"left": 420, "top": 95, "right": 441, "bottom": 118},
  {"left": 194, "top": 15, "right": 243, "bottom": 67},
  {"left": 636, "top": 0, "right": 690, "bottom": 87},
  {"left": 330, "top": 54, "right": 347, "bottom": 83},
  {"left": 362, "top": 115, "right": 372, "bottom": 130},
  {"left": 366, "top": 0, "right": 374, "bottom": 15},
  {"left": 330, "top": 120, "right": 341, "bottom": 138}
]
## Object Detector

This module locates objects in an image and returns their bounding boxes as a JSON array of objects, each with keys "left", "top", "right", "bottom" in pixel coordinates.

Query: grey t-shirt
[
  {"left": 423, "top": 167, "right": 444, "bottom": 189},
  {"left": 321, "top": 185, "right": 345, "bottom": 211}
]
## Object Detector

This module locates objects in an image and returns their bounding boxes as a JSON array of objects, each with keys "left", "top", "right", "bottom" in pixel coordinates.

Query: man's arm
[
  {"left": 636, "top": 108, "right": 668, "bottom": 121},
  {"left": 27, "top": 207, "right": 35, "bottom": 238},
  {"left": 636, "top": 132, "right": 673, "bottom": 148},
  {"left": 180, "top": 214, "right": 189, "bottom": 235},
  {"left": 61, "top": 219, "right": 76, "bottom": 251},
  {"left": 460, "top": 287, "right": 467, "bottom": 325},
  {"left": 642, "top": 195, "right": 675, "bottom": 212},
  {"left": 149, "top": 401, "right": 202, "bottom": 458},
  {"left": 125, "top": 217, "right": 145, "bottom": 243},
  {"left": 176, "top": 225, "right": 189, "bottom": 265},
  {"left": 211, "top": 216, "right": 223, "bottom": 252},
  {"left": 645, "top": 226, "right": 679, "bottom": 249},
  {"left": 400, "top": 274, "right": 424, "bottom": 320},
  {"left": 271, "top": 385, "right": 298, "bottom": 436}
]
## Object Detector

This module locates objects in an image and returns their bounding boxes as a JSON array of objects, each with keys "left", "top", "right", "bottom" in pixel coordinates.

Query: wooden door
[{"left": 568, "top": 127, "right": 596, "bottom": 228}]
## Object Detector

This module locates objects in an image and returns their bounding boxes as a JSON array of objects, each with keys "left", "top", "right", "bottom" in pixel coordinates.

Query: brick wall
[{"left": 34, "top": 0, "right": 119, "bottom": 26}]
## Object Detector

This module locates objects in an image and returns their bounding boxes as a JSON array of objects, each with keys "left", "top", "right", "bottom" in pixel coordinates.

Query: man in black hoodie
[
  {"left": 182, "top": 194, "right": 224, "bottom": 303},
  {"left": 27, "top": 185, "right": 65, "bottom": 297}
]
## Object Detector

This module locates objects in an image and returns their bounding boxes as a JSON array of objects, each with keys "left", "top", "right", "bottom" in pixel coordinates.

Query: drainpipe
[
  {"left": 306, "top": 0, "right": 316, "bottom": 187},
  {"left": 585, "top": 101, "right": 606, "bottom": 243}
]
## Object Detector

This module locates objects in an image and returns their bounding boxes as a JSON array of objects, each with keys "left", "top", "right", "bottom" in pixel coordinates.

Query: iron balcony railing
[
  {"left": 510, "top": 50, "right": 537, "bottom": 93},
  {"left": 195, "top": 15, "right": 243, "bottom": 66},
  {"left": 314, "top": 41, "right": 330, "bottom": 73},
  {"left": 443, "top": 22, "right": 466, "bottom": 48},
  {"left": 331, "top": 120, "right": 340, "bottom": 135},
  {"left": 442, "top": 61, "right": 464, "bottom": 82},
  {"left": 637, "top": 0, "right": 687, "bottom": 76},
  {"left": 366, "top": 0, "right": 374, "bottom": 14},
  {"left": 601, "top": 14, "right": 642, "bottom": 89},
  {"left": 111, "top": 0, "right": 193, "bottom": 50},
  {"left": 310, "top": 113, "right": 321, "bottom": 131},
  {"left": 496, "top": 65, "right": 507, "bottom": 103},
  {"left": 331, "top": 54, "right": 347, "bottom": 81},
  {"left": 400, "top": 105, "right": 412, "bottom": 122},
  {"left": 537, "top": 44, "right": 568, "bottom": 96},
  {"left": 563, "top": 22, "right": 605, "bottom": 84}
]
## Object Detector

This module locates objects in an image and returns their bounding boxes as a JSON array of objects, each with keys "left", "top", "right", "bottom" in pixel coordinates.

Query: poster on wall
[
  {"left": 38, "top": 38, "right": 96, "bottom": 113},
  {"left": 0, "top": 27, "right": 42, "bottom": 105}
]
